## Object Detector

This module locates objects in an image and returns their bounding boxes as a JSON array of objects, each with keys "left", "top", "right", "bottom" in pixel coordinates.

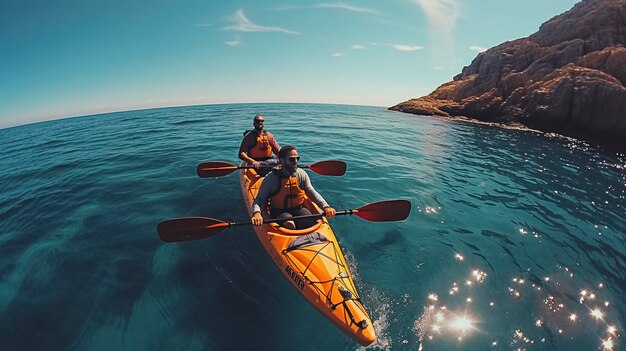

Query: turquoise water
[{"left": 0, "top": 103, "right": 624, "bottom": 350}]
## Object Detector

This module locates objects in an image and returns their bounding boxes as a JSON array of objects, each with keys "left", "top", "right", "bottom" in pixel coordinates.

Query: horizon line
[{"left": 0, "top": 101, "right": 391, "bottom": 131}]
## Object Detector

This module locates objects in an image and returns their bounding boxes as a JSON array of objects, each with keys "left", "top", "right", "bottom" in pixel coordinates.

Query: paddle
[
  {"left": 196, "top": 160, "right": 347, "bottom": 178},
  {"left": 157, "top": 199, "right": 411, "bottom": 243}
]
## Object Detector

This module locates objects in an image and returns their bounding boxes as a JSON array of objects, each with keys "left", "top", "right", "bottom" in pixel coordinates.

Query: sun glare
[{"left": 449, "top": 315, "right": 475, "bottom": 334}]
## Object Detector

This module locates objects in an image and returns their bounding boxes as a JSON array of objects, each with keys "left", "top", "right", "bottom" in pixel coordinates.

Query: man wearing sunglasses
[
  {"left": 251, "top": 145, "right": 336, "bottom": 230},
  {"left": 239, "top": 114, "right": 281, "bottom": 171}
]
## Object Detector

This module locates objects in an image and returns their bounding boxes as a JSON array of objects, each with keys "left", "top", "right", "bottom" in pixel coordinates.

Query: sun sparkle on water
[
  {"left": 448, "top": 315, "right": 475, "bottom": 334},
  {"left": 603, "top": 337, "right": 614, "bottom": 350},
  {"left": 416, "top": 252, "right": 621, "bottom": 351},
  {"left": 435, "top": 312, "right": 445, "bottom": 322},
  {"left": 590, "top": 308, "right": 605, "bottom": 320}
]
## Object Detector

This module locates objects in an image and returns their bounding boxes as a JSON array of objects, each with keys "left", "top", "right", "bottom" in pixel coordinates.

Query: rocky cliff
[{"left": 390, "top": 0, "right": 626, "bottom": 151}]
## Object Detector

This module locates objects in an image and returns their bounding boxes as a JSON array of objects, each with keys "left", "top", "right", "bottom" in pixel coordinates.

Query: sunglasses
[
  {"left": 254, "top": 120, "right": 265, "bottom": 124},
  {"left": 288, "top": 156, "right": 300, "bottom": 162}
]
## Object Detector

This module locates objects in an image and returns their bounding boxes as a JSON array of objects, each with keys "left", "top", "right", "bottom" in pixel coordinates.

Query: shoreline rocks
[{"left": 390, "top": 0, "right": 626, "bottom": 153}]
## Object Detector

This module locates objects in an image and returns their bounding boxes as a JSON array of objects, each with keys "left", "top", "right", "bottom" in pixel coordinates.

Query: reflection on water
[
  {"left": 0, "top": 104, "right": 624, "bottom": 350},
  {"left": 415, "top": 252, "right": 621, "bottom": 350}
]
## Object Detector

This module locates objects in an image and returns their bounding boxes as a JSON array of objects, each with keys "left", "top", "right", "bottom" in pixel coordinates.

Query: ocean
[{"left": 0, "top": 103, "right": 624, "bottom": 350}]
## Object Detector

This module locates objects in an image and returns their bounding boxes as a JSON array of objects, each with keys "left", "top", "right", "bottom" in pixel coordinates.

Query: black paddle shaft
[{"left": 229, "top": 210, "right": 356, "bottom": 227}]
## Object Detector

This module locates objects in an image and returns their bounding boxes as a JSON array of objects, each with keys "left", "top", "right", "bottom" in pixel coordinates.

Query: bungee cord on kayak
[{"left": 283, "top": 235, "right": 370, "bottom": 330}]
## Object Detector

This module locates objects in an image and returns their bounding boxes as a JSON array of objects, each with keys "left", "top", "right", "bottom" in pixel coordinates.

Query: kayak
[{"left": 239, "top": 166, "right": 377, "bottom": 346}]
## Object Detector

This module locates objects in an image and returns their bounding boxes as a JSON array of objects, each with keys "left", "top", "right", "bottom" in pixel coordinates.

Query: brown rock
[
  {"left": 580, "top": 46, "right": 626, "bottom": 84},
  {"left": 390, "top": 96, "right": 454, "bottom": 117},
  {"left": 390, "top": 0, "right": 626, "bottom": 151}
]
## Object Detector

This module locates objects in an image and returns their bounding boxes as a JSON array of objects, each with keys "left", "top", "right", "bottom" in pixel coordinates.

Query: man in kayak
[
  {"left": 251, "top": 145, "right": 336, "bottom": 229},
  {"left": 239, "top": 114, "right": 280, "bottom": 170}
]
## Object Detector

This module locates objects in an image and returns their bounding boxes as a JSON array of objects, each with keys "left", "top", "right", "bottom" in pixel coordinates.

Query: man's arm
[
  {"left": 298, "top": 170, "right": 329, "bottom": 210},
  {"left": 238, "top": 133, "right": 252, "bottom": 161},
  {"left": 267, "top": 132, "right": 280, "bottom": 157},
  {"left": 252, "top": 174, "right": 279, "bottom": 214},
  {"left": 239, "top": 133, "right": 260, "bottom": 166}
]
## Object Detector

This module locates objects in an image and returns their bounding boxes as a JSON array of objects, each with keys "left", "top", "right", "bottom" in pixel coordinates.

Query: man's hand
[
  {"left": 252, "top": 161, "right": 261, "bottom": 169},
  {"left": 323, "top": 206, "right": 336, "bottom": 219},
  {"left": 251, "top": 212, "right": 263, "bottom": 226}
]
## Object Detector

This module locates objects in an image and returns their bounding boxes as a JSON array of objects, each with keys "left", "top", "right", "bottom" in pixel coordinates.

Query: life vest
[
  {"left": 270, "top": 174, "right": 306, "bottom": 210},
  {"left": 248, "top": 131, "right": 273, "bottom": 160}
]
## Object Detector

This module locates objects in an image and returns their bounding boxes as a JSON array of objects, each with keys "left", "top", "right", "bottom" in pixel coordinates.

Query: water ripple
[{"left": 0, "top": 103, "right": 624, "bottom": 350}]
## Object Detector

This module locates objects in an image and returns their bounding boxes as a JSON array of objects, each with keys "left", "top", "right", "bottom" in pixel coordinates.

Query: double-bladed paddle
[
  {"left": 157, "top": 199, "right": 411, "bottom": 243},
  {"left": 196, "top": 160, "right": 347, "bottom": 178}
]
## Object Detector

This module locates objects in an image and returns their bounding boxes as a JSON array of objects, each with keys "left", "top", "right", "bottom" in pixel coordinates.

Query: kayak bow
[{"left": 240, "top": 166, "right": 377, "bottom": 346}]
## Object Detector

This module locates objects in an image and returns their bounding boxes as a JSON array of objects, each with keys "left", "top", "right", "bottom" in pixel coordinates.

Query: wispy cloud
[
  {"left": 346, "top": 42, "right": 424, "bottom": 52},
  {"left": 222, "top": 9, "right": 300, "bottom": 34},
  {"left": 315, "top": 3, "right": 382, "bottom": 15},
  {"left": 389, "top": 44, "right": 423, "bottom": 52},
  {"left": 332, "top": 52, "right": 344, "bottom": 57},
  {"left": 469, "top": 45, "right": 487, "bottom": 53},
  {"left": 274, "top": 3, "right": 382, "bottom": 15},
  {"left": 414, "top": 0, "right": 461, "bottom": 68},
  {"left": 415, "top": 0, "right": 460, "bottom": 32},
  {"left": 225, "top": 40, "right": 241, "bottom": 46}
]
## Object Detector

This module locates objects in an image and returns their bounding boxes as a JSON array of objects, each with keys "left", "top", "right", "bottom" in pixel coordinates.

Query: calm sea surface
[{"left": 0, "top": 103, "right": 624, "bottom": 350}]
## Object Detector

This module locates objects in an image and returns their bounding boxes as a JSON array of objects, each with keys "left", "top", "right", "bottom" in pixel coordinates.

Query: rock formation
[{"left": 390, "top": 0, "right": 626, "bottom": 151}]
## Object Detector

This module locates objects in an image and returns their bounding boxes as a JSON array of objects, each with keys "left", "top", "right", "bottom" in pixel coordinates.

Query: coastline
[{"left": 387, "top": 109, "right": 626, "bottom": 156}]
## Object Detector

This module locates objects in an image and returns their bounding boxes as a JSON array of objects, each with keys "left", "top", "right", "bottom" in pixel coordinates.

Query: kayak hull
[{"left": 239, "top": 167, "right": 376, "bottom": 346}]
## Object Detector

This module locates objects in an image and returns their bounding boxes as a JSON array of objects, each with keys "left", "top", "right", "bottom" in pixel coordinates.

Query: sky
[{"left": 0, "top": 0, "right": 580, "bottom": 128}]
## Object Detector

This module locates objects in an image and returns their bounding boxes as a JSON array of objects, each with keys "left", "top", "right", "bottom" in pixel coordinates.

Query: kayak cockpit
[
  {"left": 263, "top": 187, "right": 327, "bottom": 234},
  {"left": 269, "top": 219, "right": 323, "bottom": 235}
]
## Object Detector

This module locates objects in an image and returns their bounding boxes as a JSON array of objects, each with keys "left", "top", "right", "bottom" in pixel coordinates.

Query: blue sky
[{"left": 1, "top": 0, "right": 579, "bottom": 128}]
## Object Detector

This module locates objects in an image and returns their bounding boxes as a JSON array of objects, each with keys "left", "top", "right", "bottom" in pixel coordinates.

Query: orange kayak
[{"left": 239, "top": 167, "right": 377, "bottom": 346}]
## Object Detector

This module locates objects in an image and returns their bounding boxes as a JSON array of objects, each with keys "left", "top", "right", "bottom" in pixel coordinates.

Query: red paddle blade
[
  {"left": 197, "top": 162, "right": 238, "bottom": 178},
  {"left": 307, "top": 160, "right": 347, "bottom": 176},
  {"left": 354, "top": 200, "right": 411, "bottom": 222},
  {"left": 157, "top": 217, "right": 230, "bottom": 242}
]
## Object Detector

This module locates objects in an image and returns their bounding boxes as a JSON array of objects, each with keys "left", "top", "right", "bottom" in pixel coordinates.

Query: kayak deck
[{"left": 239, "top": 167, "right": 376, "bottom": 346}]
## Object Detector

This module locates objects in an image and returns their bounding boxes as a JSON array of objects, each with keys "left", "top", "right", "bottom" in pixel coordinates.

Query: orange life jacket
[
  {"left": 248, "top": 131, "right": 273, "bottom": 160},
  {"left": 270, "top": 175, "right": 306, "bottom": 210}
]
